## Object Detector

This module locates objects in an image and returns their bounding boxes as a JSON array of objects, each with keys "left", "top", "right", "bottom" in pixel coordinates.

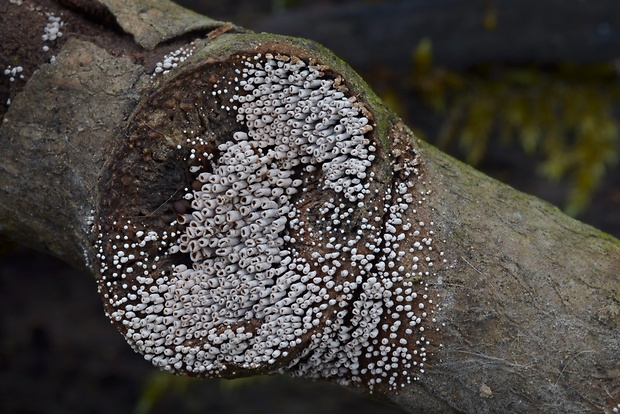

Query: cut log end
[{"left": 93, "top": 38, "right": 446, "bottom": 394}]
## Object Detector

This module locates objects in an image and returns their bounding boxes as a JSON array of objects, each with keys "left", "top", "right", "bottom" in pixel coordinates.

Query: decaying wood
[{"left": 0, "top": 1, "right": 618, "bottom": 413}]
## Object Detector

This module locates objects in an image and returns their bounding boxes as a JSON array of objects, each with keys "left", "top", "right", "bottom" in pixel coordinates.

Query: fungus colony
[
  {"left": 152, "top": 43, "right": 196, "bottom": 77},
  {"left": 94, "top": 51, "right": 443, "bottom": 392}
]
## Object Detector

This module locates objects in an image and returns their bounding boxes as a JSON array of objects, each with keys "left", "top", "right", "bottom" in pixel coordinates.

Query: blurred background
[{"left": 1, "top": 0, "right": 619, "bottom": 413}]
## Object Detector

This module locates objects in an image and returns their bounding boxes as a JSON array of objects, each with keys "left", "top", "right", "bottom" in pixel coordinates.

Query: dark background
[{"left": 1, "top": 1, "right": 619, "bottom": 413}]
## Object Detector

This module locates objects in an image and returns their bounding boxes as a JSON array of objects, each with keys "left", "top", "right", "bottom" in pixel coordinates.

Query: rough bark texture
[
  {"left": 1, "top": 39, "right": 145, "bottom": 269},
  {"left": 1, "top": 1, "right": 618, "bottom": 413},
  {"left": 392, "top": 138, "right": 620, "bottom": 413},
  {"left": 0, "top": 0, "right": 243, "bottom": 268}
]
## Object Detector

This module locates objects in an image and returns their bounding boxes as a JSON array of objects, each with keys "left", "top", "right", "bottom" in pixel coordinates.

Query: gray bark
[{"left": 1, "top": 1, "right": 618, "bottom": 413}]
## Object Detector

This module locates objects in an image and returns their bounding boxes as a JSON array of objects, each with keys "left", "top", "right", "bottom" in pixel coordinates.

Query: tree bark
[
  {"left": 391, "top": 141, "right": 620, "bottom": 413},
  {"left": 1, "top": 1, "right": 618, "bottom": 413}
]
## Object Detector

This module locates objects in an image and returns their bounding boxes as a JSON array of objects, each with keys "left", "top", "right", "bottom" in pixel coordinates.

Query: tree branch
[{"left": 1, "top": 1, "right": 618, "bottom": 413}]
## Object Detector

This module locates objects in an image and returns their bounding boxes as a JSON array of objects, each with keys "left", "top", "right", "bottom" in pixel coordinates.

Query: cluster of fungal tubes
[
  {"left": 2, "top": 66, "right": 24, "bottom": 82},
  {"left": 152, "top": 43, "right": 196, "bottom": 77},
  {"left": 42, "top": 11, "right": 64, "bottom": 42},
  {"left": 95, "top": 51, "right": 443, "bottom": 392}
]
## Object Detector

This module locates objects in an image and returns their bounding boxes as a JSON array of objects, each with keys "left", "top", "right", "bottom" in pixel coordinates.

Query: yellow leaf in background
[
  {"left": 408, "top": 57, "right": 619, "bottom": 215},
  {"left": 411, "top": 38, "right": 433, "bottom": 78}
]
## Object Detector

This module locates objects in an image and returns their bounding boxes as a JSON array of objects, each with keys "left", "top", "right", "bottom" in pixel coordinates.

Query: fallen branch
[{"left": 0, "top": 1, "right": 618, "bottom": 413}]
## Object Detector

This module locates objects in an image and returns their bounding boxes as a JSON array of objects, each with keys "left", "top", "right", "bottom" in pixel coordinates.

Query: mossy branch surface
[{"left": 391, "top": 137, "right": 620, "bottom": 413}]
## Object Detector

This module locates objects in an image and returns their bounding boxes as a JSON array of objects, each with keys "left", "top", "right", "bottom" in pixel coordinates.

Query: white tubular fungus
[{"left": 95, "top": 53, "right": 442, "bottom": 392}]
